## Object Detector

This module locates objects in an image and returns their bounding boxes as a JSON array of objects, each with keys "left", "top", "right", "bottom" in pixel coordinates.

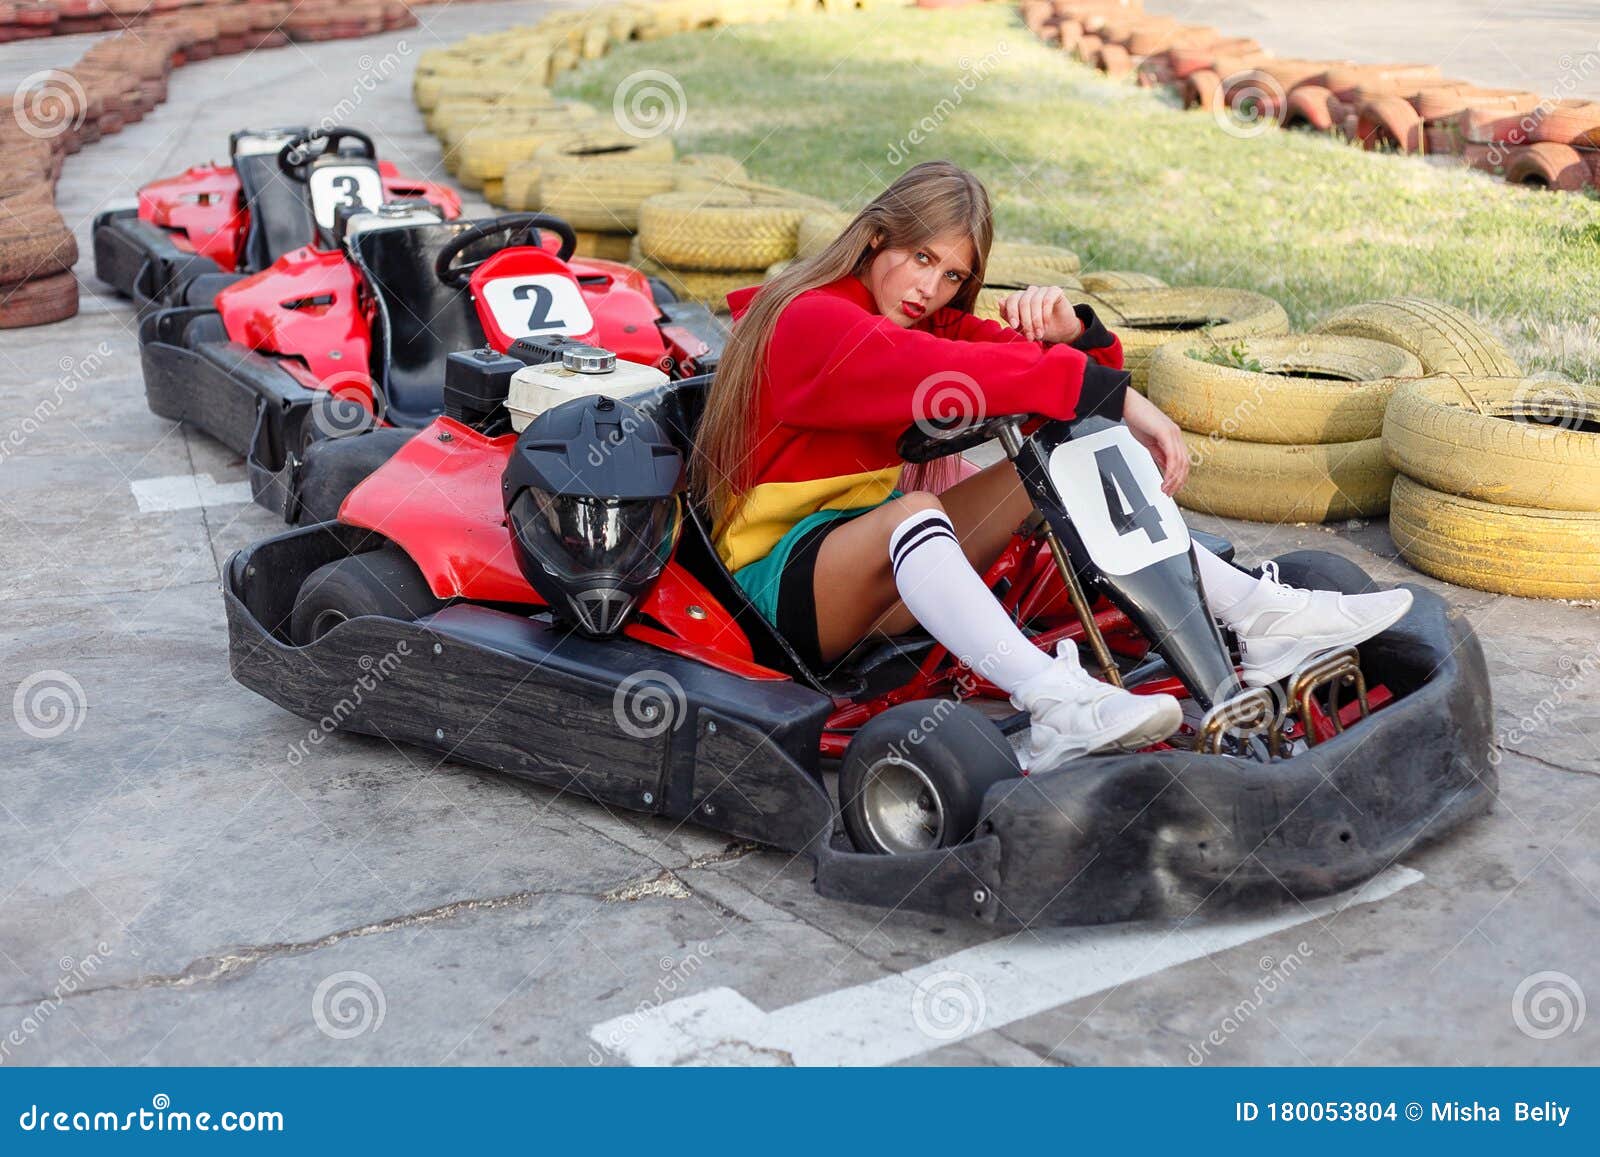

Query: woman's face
[{"left": 861, "top": 230, "right": 977, "bottom": 327}]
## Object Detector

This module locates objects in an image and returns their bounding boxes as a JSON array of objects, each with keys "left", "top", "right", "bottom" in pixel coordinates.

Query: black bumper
[
  {"left": 226, "top": 530, "right": 1494, "bottom": 927},
  {"left": 817, "top": 552, "right": 1496, "bottom": 925},
  {"left": 139, "top": 306, "right": 317, "bottom": 519},
  {"left": 93, "top": 208, "right": 225, "bottom": 314}
]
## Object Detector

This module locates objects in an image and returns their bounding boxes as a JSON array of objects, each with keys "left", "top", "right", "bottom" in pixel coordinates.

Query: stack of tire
[
  {"left": 503, "top": 142, "right": 750, "bottom": 262},
  {"left": 0, "top": 0, "right": 447, "bottom": 42},
  {"left": 1150, "top": 331, "right": 1420, "bottom": 524},
  {"left": 1081, "top": 286, "right": 1290, "bottom": 392},
  {"left": 1459, "top": 102, "right": 1600, "bottom": 192},
  {"left": 1383, "top": 376, "right": 1600, "bottom": 600},
  {"left": 1019, "top": 1, "right": 1600, "bottom": 194},
  {"left": 414, "top": 0, "right": 929, "bottom": 296},
  {"left": 632, "top": 183, "right": 840, "bottom": 310}
]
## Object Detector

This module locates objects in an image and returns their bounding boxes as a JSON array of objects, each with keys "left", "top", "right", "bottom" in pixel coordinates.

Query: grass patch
[{"left": 555, "top": 4, "right": 1600, "bottom": 381}]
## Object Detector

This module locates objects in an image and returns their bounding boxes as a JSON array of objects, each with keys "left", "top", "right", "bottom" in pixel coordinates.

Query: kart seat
[
  {"left": 233, "top": 145, "right": 316, "bottom": 272},
  {"left": 643, "top": 376, "right": 936, "bottom": 695},
  {"left": 348, "top": 220, "right": 501, "bottom": 429}
]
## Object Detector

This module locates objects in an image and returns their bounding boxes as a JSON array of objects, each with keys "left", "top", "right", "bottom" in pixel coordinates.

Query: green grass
[{"left": 555, "top": 4, "right": 1600, "bottom": 382}]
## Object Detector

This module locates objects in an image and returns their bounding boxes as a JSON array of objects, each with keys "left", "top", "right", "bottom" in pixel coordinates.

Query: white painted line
[
  {"left": 130, "top": 473, "right": 253, "bottom": 513},
  {"left": 591, "top": 865, "right": 1424, "bottom": 1066}
]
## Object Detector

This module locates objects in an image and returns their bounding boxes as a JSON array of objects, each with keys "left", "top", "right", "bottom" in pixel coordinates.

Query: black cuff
[
  {"left": 1076, "top": 360, "right": 1130, "bottom": 421},
  {"left": 1069, "top": 304, "right": 1116, "bottom": 351}
]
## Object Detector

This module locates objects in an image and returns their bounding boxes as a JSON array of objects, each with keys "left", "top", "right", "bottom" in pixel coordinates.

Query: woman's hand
[
  {"left": 1122, "top": 389, "right": 1190, "bottom": 496},
  {"left": 1000, "top": 285, "right": 1083, "bottom": 344}
]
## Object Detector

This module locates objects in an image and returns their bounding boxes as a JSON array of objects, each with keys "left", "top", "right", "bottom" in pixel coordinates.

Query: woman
[{"left": 692, "top": 161, "right": 1411, "bottom": 772}]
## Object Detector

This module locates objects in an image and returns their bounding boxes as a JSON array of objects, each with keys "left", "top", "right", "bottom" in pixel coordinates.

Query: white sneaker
[
  {"left": 1222, "top": 561, "right": 1414, "bottom": 687},
  {"left": 1010, "top": 642, "right": 1182, "bottom": 772}
]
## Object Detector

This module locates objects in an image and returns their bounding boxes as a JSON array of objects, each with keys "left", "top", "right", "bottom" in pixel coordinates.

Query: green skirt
[{"left": 730, "top": 491, "right": 903, "bottom": 625}]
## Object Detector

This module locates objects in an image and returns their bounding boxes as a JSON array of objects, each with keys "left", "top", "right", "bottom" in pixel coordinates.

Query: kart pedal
[
  {"left": 1197, "top": 686, "right": 1287, "bottom": 758},
  {"left": 1286, "top": 645, "right": 1369, "bottom": 746}
]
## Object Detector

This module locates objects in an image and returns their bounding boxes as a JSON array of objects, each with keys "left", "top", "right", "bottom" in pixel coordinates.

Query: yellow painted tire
[
  {"left": 980, "top": 262, "right": 1084, "bottom": 291},
  {"left": 1080, "top": 270, "right": 1167, "bottom": 292},
  {"left": 1382, "top": 376, "right": 1600, "bottom": 511},
  {"left": 1178, "top": 433, "right": 1394, "bottom": 522},
  {"left": 637, "top": 185, "right": 834, "bottom": 272},
  {"left": 629, "top": 239, "right": 762, "bottom": 312},
  {"left": 989, "top": 240, "right": 1080, "bottom": 275},
  {"left": 1311, "top": 297, "right": 1520, "bottom": 377},
  {"left": 1149, "top": 335, "right": 1423, "bottom": 444},
  {"left": 1087, "top": 286, "right": 1291, "bottom": 391},
  {"left": 1389, "top": 474, "right": 1600, "bottom": 599},
  {"left": 796, "top": 210, "right": 851, "bottom": 258}
]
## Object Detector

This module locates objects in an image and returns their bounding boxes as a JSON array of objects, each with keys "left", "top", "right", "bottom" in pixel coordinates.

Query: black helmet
[{"left": 502, "top": 394, "right": 683, "bottom": 636}]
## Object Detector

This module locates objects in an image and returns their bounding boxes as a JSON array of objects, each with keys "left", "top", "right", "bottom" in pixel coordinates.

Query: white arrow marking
[
  {"left": 590, "top": 865, "right": 1424, "bottom": 1066},
  {"left": 130, "top": 473, "right": 253, "bottom": 513}
]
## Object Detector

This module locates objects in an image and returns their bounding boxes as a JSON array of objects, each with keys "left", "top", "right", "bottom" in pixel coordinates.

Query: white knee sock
[
  {"left": 888, "top": 510, "right": 1054, "bottom": 693},
  {"left": 1192, "top": 541, "right": 1263, "bottom": 618}
]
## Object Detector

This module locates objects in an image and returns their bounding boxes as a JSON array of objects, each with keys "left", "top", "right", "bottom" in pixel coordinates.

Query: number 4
[{"left": 1095, "top": 444, "right": 1167, "bottom": 544}]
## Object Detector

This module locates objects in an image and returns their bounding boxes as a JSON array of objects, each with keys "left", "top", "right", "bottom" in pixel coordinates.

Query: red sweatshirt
[{"left": 714, "top": 274, "right": 1129, "bottom": 572}]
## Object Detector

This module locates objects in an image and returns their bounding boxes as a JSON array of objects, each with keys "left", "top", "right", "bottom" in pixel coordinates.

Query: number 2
[{"left": 512, "top": 282, "right": 566, "bottom": 333}]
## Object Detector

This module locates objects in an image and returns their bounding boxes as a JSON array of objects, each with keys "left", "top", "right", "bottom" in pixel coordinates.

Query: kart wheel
[
  {"left": 290, "top": 547, "right": 444, "bottom": 646},
  {"left": 839, "top": 702, "right": 1021, "bottom": 856}
]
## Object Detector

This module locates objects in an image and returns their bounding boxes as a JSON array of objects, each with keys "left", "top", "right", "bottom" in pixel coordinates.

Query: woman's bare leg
[{"left": 810, "top": 457, "right": 1034, "bottom": 663}]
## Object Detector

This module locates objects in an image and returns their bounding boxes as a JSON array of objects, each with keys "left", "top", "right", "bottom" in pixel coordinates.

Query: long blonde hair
[{"left": 690, "top": 160, "right": 995, "bottom": 528}]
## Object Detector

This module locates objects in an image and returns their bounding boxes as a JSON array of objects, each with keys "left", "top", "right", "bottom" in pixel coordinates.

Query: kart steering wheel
[
  {"left": 897, "top": 413, "right": 1026, "bottom": 463},
  {"left": 433, "top": 214, "right": 579, "bottom": 288},
  {"left": 277, "top": 127, "right": 378, "bottom": 181}
]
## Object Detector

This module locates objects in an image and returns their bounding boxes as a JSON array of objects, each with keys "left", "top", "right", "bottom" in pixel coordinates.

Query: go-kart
[
  {"left": 222, "top": 358, "right": 1494, "bottom": 926},
  {"left": 93, "top": 126, "right": 461, "bottom": 313},
  {"left": 137, "top": 201, "right": 726, "bottom": 521}
]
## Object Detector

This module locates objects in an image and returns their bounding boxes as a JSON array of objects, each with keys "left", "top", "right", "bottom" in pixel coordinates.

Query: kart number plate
[
  {"left": 480, "top": 274, "right": 595, "bottom": 340},
  {"left": 1046, "top": 425, "right": 1189, "bottom": 576},
  {"left": 308, "top": 165, "right": 385, "bottom": 229}
]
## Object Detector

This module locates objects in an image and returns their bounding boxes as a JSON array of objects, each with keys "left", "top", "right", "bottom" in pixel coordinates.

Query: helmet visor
[{"left": 509, "top": 488, "right": 680, "bottom": 588}]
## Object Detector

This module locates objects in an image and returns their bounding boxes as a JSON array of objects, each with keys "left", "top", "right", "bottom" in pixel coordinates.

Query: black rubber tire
[
  {"left": 646, "top": 275, "right": 678, "bottom": 307},
  {"left": 289, "top": 547, "right": 444, "bottom": 646},
  {"left": 839, "top": 701, "right": 1021, "bottom": 855},
  {"left": 291, "top": 428, "right": 414, "bottom": 526}
]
